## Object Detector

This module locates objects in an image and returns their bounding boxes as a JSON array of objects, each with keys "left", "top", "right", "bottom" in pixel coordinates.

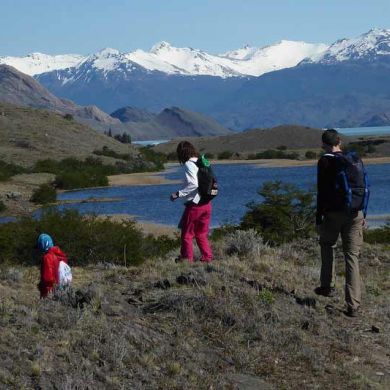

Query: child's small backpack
[
  {"left": 195, "top": 155, "right": 219, "bottom": 203},
  {"left": 58, "top": 261, "right": 72, "bottom": 285},
  {"left": 325, "top": 151, "right": 370, "bottom": 217}
]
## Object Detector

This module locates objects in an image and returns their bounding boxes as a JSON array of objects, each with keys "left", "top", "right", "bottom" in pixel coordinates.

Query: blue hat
[{"left": 37, "top": 233, "right": 54, "bottom": 252}]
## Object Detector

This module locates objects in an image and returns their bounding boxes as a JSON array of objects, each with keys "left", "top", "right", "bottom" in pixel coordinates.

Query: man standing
[{"left": 315, "top": 129, "right": 368, "bottom": 317}]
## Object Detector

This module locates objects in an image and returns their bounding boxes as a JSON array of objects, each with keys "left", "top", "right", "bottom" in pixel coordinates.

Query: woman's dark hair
[
  {"left": 176, "top": 141, "right": 198, "bottom": 164},
  {"left": 322, "top": 129, "right": 341, "bottom": 146}
]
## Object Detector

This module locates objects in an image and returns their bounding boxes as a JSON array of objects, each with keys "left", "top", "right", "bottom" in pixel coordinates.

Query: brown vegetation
[{"left": 0, "top": 232, "right": 389, "bottom": 389}]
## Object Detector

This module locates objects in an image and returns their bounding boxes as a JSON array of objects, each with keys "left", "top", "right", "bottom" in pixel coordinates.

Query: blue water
[
  {"left": 337, "top": 126, "right": 390, "bottom": 137},
  {"left": 52, "top": 163, "right": 390, "bottom": 228}
]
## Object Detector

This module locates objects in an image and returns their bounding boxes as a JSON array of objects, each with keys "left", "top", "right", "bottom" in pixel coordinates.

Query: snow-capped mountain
[
  {"left": 126, "top": 40, "right": 328, "bottom": 77},
  {"left": 0, "top": 52, "right": 84, "bottom": 76},
  {"left": 53, "top": 48, "right": 148, "bottom": 85},
  {"left": 3, "top": 28, "right": 390, "bottom": 79},
  {"left": 303, "top": 28, "right": 390, "bottom": 64},
  {"left": 1, "top": 40, "right": 328, "bottom": 78},
  {"left": 220, "top": 40, "right": 328, "bottom": 76}
]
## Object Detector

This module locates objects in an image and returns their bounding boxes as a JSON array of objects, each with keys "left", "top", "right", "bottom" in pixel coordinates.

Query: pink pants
[{"left": 179, "top": 202, "right": 213, "bottom": 262}]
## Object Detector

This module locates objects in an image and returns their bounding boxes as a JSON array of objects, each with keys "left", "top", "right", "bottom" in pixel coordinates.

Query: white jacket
[{"left": 178, "top": 157, "right": 200, "bottom": 204}]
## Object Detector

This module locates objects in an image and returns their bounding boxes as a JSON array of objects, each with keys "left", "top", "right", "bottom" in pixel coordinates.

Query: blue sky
[{"left": 1, "top": 0, "right": 389, "bottom": 56}]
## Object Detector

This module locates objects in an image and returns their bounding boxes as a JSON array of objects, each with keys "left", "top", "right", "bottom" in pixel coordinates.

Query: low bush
[
  {"left": 138, "top": 146, "right": 167, "bottom": 170},
  {"left": 345, "top": 139, "right": 386, "bottom": 156},
  {"left": 55, "top": 171, "right": 109, "bottom": 189},
  {"left": 94, "top": 146, "right": 165, "bottom": 171},
  {"left": 114, "top": 132, "right": 132, "bottom": 144},
  {"left": 30, "top": 184, "right": 57, "bottom": 204},
  {"left": 250, "top": 150, "right": 300, "bottom": 160},
  {"left": 241, "top": 181, "right": 316, "bottom": 245},
  {"left": 223, "top": 229, "right": 265, "bottom": 257},
  {"left": 305, "top": 150, "right": 317, "bottom": 159},
  {"left": 364, "top": 223, "right": 390, "bottom": 244},
  {"left": 166, "top": 152, "right": 178, "bottom": 161},
  {"left": 0, "top": 209, "right": 179, "bottom": 266},
  {"left": 0, "top": 160, "right": 26, "bottom": 181},
  {"left": 63, "top": 113, "right": 73, "bottom": 121},
  {"left": 33, "top": 157, "right": 115, "bottom": 190},
  {"left": 0, "top": 201, "right": 6, "bottom": 212},
  {"left": 217, "top": 150, "right": 233, "bottom": 160}
]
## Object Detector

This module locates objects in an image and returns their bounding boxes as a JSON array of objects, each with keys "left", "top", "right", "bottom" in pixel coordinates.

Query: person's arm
[
  {"left": 316, "top": 157, "right": 329, "bottom": 226},
  {"left": 171, "top": 161, "right": 198, "bottom": 200}
]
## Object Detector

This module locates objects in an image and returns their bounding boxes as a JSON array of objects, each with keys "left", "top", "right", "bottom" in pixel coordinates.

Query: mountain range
[
  {"left": 0, "top": 40, "right": 327, "bottom": 78},
  {"left": 0, "top": 65, "right": 231, "bottom": 140},
  {"left": 2, "top": 28, "right": 390, "bottom": 130}
]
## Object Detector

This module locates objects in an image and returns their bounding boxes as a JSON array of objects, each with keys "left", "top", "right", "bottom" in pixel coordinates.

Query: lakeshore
[{"left": 1, "top": 157, "right": 390, "bottom": 232}]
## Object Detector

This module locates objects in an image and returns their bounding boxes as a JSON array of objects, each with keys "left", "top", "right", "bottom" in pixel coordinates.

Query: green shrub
[
  {"left": 63, "top": 113, "right": 74, "bottom": 121},
  {"left": 217, "top": 151, "right": 233, "bottom": 160},
  {"left": 364, "top": 223, "right": 390, "bottom": 244},
  {"left": 114, "top": 132, "right": 132, "bottom": 144},
  {"left": 55, "top": 172, "right": 108, "bottom": 189},
  {"left": 0, "top": 201, "right": 6, "bottom": 212},
  {"left": 277, "top": 145, "right": 287, "bottom": 151},
  {"left": 166, "top": 152, "right": 178, "bottom": 161},
  {"left": 0, "top": 210, "right": 179, "bottom": 266},
  {"left": 30, "top": 184, "right": 57, "bottom": 204},
  {"left": 0, "top": 160, "right": 26, "bottom": 181},
  {"left": 204, "top": 153, "right": 214, "bottom": 160},
  {"left": 259, "top": 289, "right": 275, "bottom": 305},
  {"left": 33, "top": 158, "right": 114, "bottom": 190},
  {"left": 139, "top": 147, "right": 166, "bottom": 170},
  {"left": 241, "top": 181, "right": 316, "bottom": 245},
  {"left": 254, "top": 150, "right": 300, "bottom": 160},
  {"left": 305, "top": 150, "right": 317, "bottom": 159}
]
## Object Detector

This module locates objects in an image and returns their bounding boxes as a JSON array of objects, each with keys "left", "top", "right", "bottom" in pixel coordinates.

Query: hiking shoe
[
  {"left": 314, "top": 286, "right": 336, "bottom": 297},
  {"left": 344, "top": 307, "right": 359, "bottom": 318}
]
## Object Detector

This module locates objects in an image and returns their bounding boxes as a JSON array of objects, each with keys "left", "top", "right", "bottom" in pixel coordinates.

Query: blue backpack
[{"left": 325, "top": 151, "right": 370, "bottom": 217}]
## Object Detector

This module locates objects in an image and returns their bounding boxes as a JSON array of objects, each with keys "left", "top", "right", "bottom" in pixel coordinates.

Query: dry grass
[
  {"left": 0, "top": 102, "right": 136, "bottom": 168},
  {"left": 0, "top": 236, "right": 389, "bottom": 389}
]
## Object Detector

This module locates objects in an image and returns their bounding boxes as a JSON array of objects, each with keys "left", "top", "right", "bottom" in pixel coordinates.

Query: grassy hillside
[
  {"left": 154, "top": 125, "right": 390, "bottom": 159},
  {"left": 0, "top": 102, "right": 137, "bottom": 167},
  {"left": 0, "top": 233, "right": 389, "bottom": 389},
  {"left": 153, "top": 125, "right": 348, "bottom": 156}
]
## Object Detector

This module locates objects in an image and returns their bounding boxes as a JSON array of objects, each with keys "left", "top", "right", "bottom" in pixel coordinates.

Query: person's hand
[
  {"left": 362, "top": 218, "right": 367, "bottom": 229},
  {"left": 170, "top": 192, "right": 179, "bottom": 202}
]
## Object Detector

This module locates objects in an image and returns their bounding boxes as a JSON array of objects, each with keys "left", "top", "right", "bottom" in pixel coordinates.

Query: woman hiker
[
  {"left": 170, "top": 141, "right": 213, "bottom": 263},
  {"left": 37, "top": 233, "right": 71, "bottom": 298}
]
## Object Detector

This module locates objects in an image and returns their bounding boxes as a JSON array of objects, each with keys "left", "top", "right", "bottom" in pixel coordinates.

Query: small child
[{"left": 37, "top": 233, "right": 71, "bottom": 298}]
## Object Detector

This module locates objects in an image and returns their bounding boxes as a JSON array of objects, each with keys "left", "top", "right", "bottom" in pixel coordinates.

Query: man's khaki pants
[{"left": 319, "top": 210, "right": 363, "bottom": 310}]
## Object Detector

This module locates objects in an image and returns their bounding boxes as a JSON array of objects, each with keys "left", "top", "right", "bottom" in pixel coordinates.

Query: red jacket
[{"left": 39, "top": 246, "right": 68, "bottom": 298}]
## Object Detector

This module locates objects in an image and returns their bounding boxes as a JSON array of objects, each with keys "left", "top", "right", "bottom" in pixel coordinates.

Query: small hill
[
  {"left": 154, "top": 125, "right": 353, "bottom": 155},
  {"left": 0, "top": 101, "right": 137, "bottom": 167},
  {"left": 111, "top": 106, "right": 157, "bottom": 123},
  {"left": 111, "top": 106, "right": 232, "bottom": 140},
  {"left": 361, "top": 113, "right": 390, "bottom": 127}
]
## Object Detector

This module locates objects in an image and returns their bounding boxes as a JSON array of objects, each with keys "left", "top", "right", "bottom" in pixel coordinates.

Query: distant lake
[
  {"left": 54, "top": 163, "right": 390, "bottom": 229},
  {"left": 337, "top": 126, "right": 390, "bottom": 137}
]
